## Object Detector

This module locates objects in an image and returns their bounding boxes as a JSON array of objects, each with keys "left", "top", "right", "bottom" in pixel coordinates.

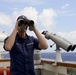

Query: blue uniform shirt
[{"left": 4, "top": 33, "right": 41, "bottom": 75}]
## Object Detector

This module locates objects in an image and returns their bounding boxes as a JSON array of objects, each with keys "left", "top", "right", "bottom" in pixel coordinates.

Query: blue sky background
[{"left": 0, "top": 0, "right": 76, "bottom": 52}]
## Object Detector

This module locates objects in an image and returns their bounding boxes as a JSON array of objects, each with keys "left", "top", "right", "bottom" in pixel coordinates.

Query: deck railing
[{"left": 0, "top": 58, "right": 76, "bottom": 75}]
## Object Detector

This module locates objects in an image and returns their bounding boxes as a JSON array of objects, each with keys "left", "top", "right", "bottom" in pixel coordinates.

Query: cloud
[
  {"left": 62, "top": 4, "right": 70, "bottom": 9},
  {"left": 13, "top": 6, "right": 38, "bottom": 23},
  {"left": 57, "top": 31, "right": 76, "bottom": 43},
  {"left": 39, "top": 8, "right": 57, "bottom": 29},
  {"left": 0, "top": 13, "right": 12, "bottom": 26},
  {"left": 0, "top": 7, "right": 57, "bottom": 34},
  {"left": 12, "top": 7, "right": 57, "bottom": 30},
  {"left": 0, "top": 32, "right": 7, "bottom": 41},
  {"left": 58, "top": 3, "right": 70, "bottom": 16}
]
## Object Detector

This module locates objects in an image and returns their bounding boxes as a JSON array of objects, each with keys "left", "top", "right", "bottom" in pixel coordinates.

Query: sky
[{"left": 0, "top": 0, "right": 76, "bottom": 52}]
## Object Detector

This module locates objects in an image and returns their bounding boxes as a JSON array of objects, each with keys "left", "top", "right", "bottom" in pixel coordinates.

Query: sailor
[{"left": 3, "top": 15, "right": 48, "bottom": 75}]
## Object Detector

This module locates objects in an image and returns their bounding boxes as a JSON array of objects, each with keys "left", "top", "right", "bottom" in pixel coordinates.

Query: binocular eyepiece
[{"left": 18, "top": 19, "right": 34, "bottom": 26}]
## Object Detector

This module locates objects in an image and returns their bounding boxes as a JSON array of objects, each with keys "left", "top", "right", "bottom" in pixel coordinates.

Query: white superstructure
[{"left": 0, "top": 31, "right": 8, "bottom": 58}]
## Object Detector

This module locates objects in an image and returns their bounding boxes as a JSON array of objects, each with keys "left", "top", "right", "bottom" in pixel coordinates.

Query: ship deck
[{"left": 0, "top": 58, "right": 76, "bottom": 75}]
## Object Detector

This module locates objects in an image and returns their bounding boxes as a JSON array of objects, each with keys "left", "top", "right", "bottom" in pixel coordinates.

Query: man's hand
[
  {"left": 29, "top": 20, "right": 35, "bottom": 31},
  {"left": 15, "top": 19, "right": 22, "bottom": 30}
]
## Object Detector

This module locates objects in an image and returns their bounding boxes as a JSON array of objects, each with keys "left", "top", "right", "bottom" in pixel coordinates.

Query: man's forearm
[
  {"left": 33, "top": 28, "right": 48, "bottom": 49},
  {"left": 4, "top": 28, "right": 17, "bottom": 51}
]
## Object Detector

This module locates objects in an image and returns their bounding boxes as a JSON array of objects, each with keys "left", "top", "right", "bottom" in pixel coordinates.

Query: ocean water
[
  {"left": 41, "top": 52, "right": 76, "bottom": 62},
  {"left": 3, "top": 52, "right": 76, "bottom": 62}
]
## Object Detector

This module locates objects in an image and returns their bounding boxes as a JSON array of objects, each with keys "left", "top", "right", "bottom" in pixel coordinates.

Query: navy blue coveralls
[{"left": 4, "top": 33, "right": 41, "bottom": 75}]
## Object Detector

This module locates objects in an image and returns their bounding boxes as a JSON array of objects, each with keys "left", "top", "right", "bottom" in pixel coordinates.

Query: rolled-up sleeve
[
  {"left": 32, "top": 36, "right": 42, "bottom": 50},
  {"left": 3, "top": 37, "right": 9, "bottom": 51}
]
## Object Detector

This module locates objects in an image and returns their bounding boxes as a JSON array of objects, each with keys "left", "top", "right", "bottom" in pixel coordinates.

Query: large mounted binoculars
[{"left": 42, "top": 31, "right": 76, "bottom": 52}]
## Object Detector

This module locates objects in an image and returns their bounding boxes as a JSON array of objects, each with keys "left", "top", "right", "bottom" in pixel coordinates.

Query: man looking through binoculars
[{"left": 3, "top": 15, "right": 48, "bottom": 75}]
